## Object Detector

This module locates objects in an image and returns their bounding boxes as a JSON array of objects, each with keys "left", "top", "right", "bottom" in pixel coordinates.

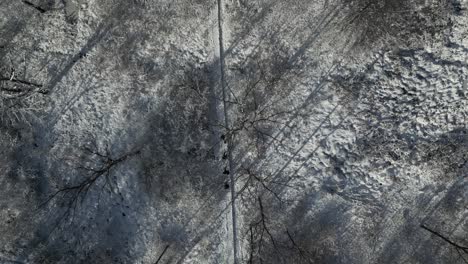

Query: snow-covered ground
[{"left": 0, "top": 0, "right": 467, "bottom": 263}]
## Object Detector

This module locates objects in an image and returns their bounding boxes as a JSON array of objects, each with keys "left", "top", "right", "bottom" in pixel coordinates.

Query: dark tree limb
[
  {"left": 22, "top": 0, "right": 47, "bottom": 13},
  {"left": 286, "top": 229, "right": 313, "bottom": 263},
  {"left": 0, "top": 77, "right": 43, "bottom": 88},
  {"left": 421, "top": 224, "right": 468, "bottom": 252},
  {"left": 258, "top": 197, "right": 277, "bottom": 249},
  {"left": 39, "top": 147, "right": 141, "bottom": 210},
  {"left": 155, "top": 245, "right": 170, "bottom": 264},
  {"left": 241, "top": 167, "right": 283, "bottom": 204},
  {"left": 421, "top": 224, "right": 468, "bottom": 263}
]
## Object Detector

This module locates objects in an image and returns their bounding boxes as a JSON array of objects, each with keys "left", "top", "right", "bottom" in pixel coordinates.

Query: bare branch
[
  {"left": 155, "top": 245, "right": 170, "bottom": 264},
  {"left": 38, "top": 146, "right": 141, "bottom": 225},
  {"left": 22, "top": 0, "right": 47, "bottom": 13},
  {"left": 421, "top": 224, "right": 468, "bottom": 263}
]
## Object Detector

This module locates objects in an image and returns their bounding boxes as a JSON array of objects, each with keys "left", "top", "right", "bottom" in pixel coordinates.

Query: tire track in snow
[{"left": 217, "top": 0, "right": 239, "bottom": 263}]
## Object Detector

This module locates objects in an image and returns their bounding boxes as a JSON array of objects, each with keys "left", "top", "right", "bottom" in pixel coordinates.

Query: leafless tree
[
  {"left": 0, "top": 55, "right": 46, "bottom": 129},
  {"left": 38, "top": 141, "right": 140, "bottom": 234}
]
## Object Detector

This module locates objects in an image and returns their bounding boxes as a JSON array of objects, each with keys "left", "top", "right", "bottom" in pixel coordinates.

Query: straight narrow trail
[{"left": 217, "top": 0, "right": 239, "bottom": 263}]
